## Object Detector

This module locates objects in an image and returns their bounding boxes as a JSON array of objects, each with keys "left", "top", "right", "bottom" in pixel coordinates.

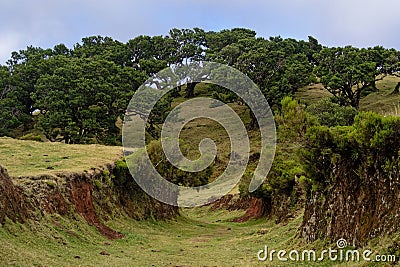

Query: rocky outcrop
[
  {"left": 0, "top": 163, "right": 178, "bottom": 239},
  {"left": 300, "top": 155, "right": 400, "bottom": 246}
]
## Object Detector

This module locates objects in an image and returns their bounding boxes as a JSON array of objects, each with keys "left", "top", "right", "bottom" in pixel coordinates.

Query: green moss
[
  {"left": 101, "top": 169, "right": 112, "bottom": 186},
  {"left": 45, "top": 180, "right": 57, "bottom": 189},
  {"left": 93, "top": 179, "right": 102, "bottom": 190},
  {"left": 114, "top": 158, "right": 129, "bottom": 185}
]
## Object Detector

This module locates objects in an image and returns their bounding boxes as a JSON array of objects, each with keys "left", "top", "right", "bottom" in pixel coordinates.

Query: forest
[
  {"left": 1, "top": 27, "right": 400, "bottom": 264},
  {"left": 1, "top": 28, "right": 399, "bottom": 144}
]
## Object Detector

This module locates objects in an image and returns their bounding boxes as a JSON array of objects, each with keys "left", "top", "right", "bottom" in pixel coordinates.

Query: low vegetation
[{"left": 1, "top": 27, "right": 400, "bottom": 265}]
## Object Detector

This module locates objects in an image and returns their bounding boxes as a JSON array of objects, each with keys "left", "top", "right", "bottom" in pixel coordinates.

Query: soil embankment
[{"left": 0, "top": 164, "right": 178, "bottom": 239}]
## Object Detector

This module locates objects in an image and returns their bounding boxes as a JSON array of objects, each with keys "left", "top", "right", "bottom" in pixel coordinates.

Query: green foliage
[
  {"left": 314, "top": 46, "right": 400, "bottom": 108},
  {"left": 146, "top": 94, "right": 174, "bottom": 139},
  {"left": 242, "top": 97, "right": 311, "bottom": 200},
  {"left": 31, "top": 56, "right": 144, "bottom": 144},
  {"left": 114, "top": 159, "right": 130, "bottom": 186},
  {"left": 275, "top": 96, "right": 316, "bottom": 143},
  {"left": 266, "top": 157, "right": 302, "bottom": 195},
  {"left": 93, "top": 179, "right": 102, "bottom": 190},
  {"left": 1, "top": 28, "right": 398, "bottom": 145},
  {"left": 235, "top": 39, "right": 314, "bottom": 107},
  {"left": 101, "top": 169, "right": 112, "bottom": 186},
  {"left": 115, "top": 139, "right": 213, "bottom": 189},
  {"left": 303, "top": 112, "right": 400, "bottom": 189},
  {"left": 0, "top": 66, "right": 32, "bottom": 136},
  {"left": 205, "top": 28, "right": 256, "bottom": 63},
  {"left": 306, "top": 98, "right": 358, "bottom": 127},
  {"left": 19, "top": 133, "right": 43, "bottom": 142},
  {"left": 302, "top": 125, "right": 336, "bottom": 186}
]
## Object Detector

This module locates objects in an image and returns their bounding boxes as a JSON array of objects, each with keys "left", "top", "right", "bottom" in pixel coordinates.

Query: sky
[{"left": 1, "top": 0, "right": 399, "bottom": 64}]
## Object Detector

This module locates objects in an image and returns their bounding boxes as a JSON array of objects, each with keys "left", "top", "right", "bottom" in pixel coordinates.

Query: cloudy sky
[{"left": 1, "top": 0, "right": 399, "bottom": 64}]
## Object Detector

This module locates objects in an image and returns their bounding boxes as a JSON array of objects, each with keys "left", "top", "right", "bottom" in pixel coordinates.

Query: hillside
[
  {"left": 0, "top": 137, "right": 178, "bottom": 249},
  {"left": 1, "top": 55, "right": 400, "bottom": 266},
  {"left": 0, "top": 137, "right": 122, "bottom": 178},
  {"left": 1, "top": 84, "right": 400, "bottom": 265},
  {"left": 296, "top": 75, "right": 400, "bottom": 116}
]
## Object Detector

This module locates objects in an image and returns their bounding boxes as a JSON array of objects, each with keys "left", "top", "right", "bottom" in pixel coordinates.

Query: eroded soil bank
[{"left": 0, "top": 164, "right": 178, "bottom": 239}]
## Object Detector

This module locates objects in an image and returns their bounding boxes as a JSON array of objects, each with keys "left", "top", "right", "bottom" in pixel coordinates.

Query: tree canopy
[
  {"left": 0, "top": 27, "right": 398, "bottom": 143},
  {"left": 314, "top": 46, "right": 400, "bottom": 108}
]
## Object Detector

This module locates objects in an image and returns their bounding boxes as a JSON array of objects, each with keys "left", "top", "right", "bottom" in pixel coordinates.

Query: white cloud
[
  {"left": 0, "top": 33, "right": 26, "bottom": 64},
  {"left": 316, "top": 0, "right": 400, "bottom": 47}
]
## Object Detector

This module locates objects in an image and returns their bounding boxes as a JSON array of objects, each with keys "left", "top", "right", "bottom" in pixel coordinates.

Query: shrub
[
  {"left": 303, "top": 112, "right": 400, "bottom": 188},
  {"left": 275, "top": 96, "right": 316, "bottom": 143},
  {"left": 19, "top": 133, "right": 43, "bottom": 142},
  {"left": 306, "top": 98, "right": 357, "bottom": 127},
  {"left": 114, "top": 159, "right": 130, "bottom": 186},
  {"left": 241, "top": 97, "right": 311, "bottom": 200},
  {"left": 146, "top": 139, "right": 212, "bottom": 187}
]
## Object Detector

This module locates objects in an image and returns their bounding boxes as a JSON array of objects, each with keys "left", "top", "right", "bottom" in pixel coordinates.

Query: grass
[
  {"left": 1, "top": 80, "right": 400, "bottom": 266},
  {"left": 1, "top": 207, "right": 398, "bottom": 266},
  {"left": 0, "top": 137, "right": 122, "bottom": 178},
  {"left": 0, "top": 206, "right": 319, "bottom": 266},
  {"left": 296, "top": 76, "right": 400, "bottom": 116},
  {"left": 360, "top": 76, "right": 400, "bottom": 116},
  {"left": 295, "top": 83, "right": 333, "bottom": 105}
]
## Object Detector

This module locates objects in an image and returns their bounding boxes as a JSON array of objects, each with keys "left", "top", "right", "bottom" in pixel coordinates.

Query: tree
[
  {"left": 236, "top": 38, "right": 313, "bottom": 107},
  {"left": 32, "top": 57, "right": 143, "bottom": 144},
  {"left": 167, "top": 28, "right": 207, "bottom": 97},
  {"left": 2, "top": 46, "right": 56, "bottom": 134},
  {"left": 73, "top": 36, "right": 130, "bottom": 66},
  {"left": 381, "top": 49, "right": 400, "bottom": 94},
  {"left": 304, "top": 36, "right": 323, "bottom": 65},
  {"left": 205, "top": 28, "right": 257, "bottom": 60},
  {"left": 168, "top": 28, "right": 206, "bottom": 64},
  {"left": 314, "top": 46, "right": 377, "bottom": 108},
  {"left": 0, "top": 66, "right": 31, "bottom": 136}
]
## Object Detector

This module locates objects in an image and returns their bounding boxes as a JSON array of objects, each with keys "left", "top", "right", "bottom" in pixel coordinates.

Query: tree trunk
[
  {"left": 170, "top": 86, "right": 181, "bottom": 98},
  {"left": 370, "top": 80, "right": 378, "bottom": 92},
  {"left": 185, "top": 82, "right": 199, "bottom": 98},
  {"left": 353, "top": 88, "right": 362, "bottom": 109},
  {"left": 391, "top": 82, "right": 400, "bottom": 95}
]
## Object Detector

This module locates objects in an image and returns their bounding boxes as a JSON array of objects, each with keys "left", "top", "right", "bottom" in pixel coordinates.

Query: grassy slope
[
  {"left": 1, "top": 206, "right": 397, "bottom": 266},
  {"left": 296, "top": 75, "right": 400, "bottom": 116},
  {"left": 360, "top": 75, "right": 400, "bottom": 116},
  {"left": 1, "top": 81, "right": 400, "bottom": 265},
  {"left": 169, "top": 83, "right": 261, "bottom": 193},
  {"left": 0, "top": 137, "right": 122, "bottom": 178}
]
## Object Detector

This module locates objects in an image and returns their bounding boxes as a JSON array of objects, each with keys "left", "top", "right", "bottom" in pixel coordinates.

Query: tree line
[{"left": 0, "top": 28, "right": 399, "bottom": 144}]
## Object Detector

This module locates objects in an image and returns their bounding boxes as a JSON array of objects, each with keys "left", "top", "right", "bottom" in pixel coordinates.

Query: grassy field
[
  {"left": 1, "top": 206, "right": 398, "bottom": 266},
  {"left": 0, "top": 137, "right": 122, "bottom": 178},
  {"left": 296, "top": 75, "right": 400, "bottom": 116},
  {"left": 360, "top": 76, "right": 400, "bottom": 116},
  {"left": 1, "top": 80, "right": 400, "bottom": 266},
  {"left": 294, "top": 83, "right": 333, "bottom": 104}
]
